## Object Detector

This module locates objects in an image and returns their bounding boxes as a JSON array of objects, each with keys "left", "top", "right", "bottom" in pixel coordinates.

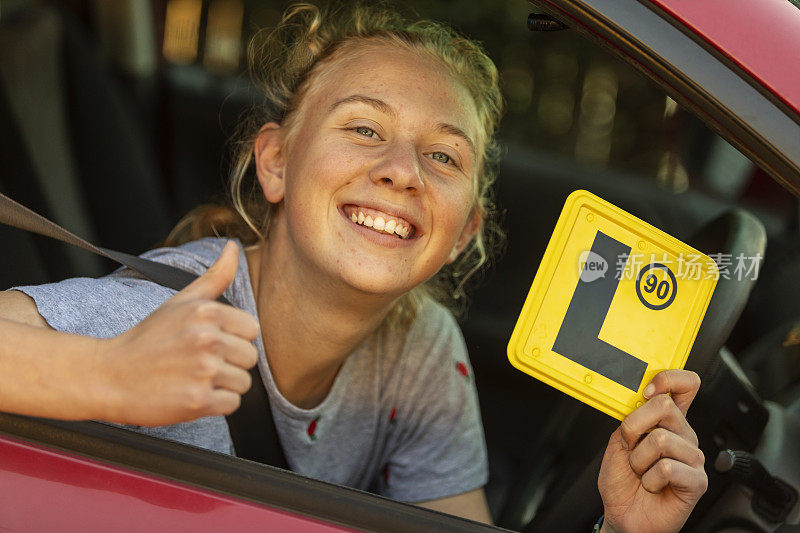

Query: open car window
[{"left": 1, "top": 1, "right": 799, "bottom": 532}]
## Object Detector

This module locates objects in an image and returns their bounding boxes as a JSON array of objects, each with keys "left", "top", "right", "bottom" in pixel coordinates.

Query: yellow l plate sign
[{"left": 507, "top": 190, "right": 718, "bottom": 420}]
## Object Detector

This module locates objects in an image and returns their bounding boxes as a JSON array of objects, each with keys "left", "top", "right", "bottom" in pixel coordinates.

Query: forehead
[{"left": 302, "top": 43, "right": 480, "bottom": 140}]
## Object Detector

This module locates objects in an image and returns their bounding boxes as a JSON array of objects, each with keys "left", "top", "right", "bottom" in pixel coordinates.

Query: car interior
[{"left": 2, "top": 1, "right": 799, "bottom": 531}]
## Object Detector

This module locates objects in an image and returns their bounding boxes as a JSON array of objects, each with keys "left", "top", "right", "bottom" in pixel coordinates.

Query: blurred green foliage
[{"left": 239, "top": 0, "right": 687, "bottom": 181}]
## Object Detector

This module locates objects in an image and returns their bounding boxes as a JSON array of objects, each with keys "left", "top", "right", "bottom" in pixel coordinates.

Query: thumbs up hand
[{"left": 97, "top": 241, "right": 261, "bottom": 426}]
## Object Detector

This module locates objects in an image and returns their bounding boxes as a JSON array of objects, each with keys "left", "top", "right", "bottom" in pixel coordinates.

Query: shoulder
[
  {"left": 109, "top": 236, "right": 252, "bottom": 311},
  {"left": 107, "top": 237, "right": 247, "bottom": 296},
  {"left": 414, "top": 299, "right": 459, "bottom": 332},
  {"left": 6, "top": 238, "right": 243, "bottom": 337},
  {"left": 378, "top": 299, "right": 472, "bottom": 387},
  {"left": 403, "top": 300, "right": 466, "bottom": 362},
  {"left": 133, "top": 237, "right": 233, "bottom": 276}
]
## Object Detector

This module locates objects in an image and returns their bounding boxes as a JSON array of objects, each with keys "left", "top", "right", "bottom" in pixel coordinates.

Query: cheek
[
  {"left": 282, "top": 141, "right": 365, "bottom": 233},
  {"left": 293, "top": 141, "right": 362, "bottom": 189},
  {"left": 435, "top": 183, "right": 475, "bottom": 236},
  {"left": 286, "top": 142, "right": 347, "bottom": 195},
  {"left": 324, "top": 139, "right": 365, "bottom": 172}
]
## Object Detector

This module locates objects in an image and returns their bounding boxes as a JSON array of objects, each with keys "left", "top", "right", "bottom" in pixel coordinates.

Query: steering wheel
[
  {"left": 504, "top": 208, "right": 767, "bottom": 532},
  {"left": 684, "top": 208, "right": 766, "bottom": 377}
]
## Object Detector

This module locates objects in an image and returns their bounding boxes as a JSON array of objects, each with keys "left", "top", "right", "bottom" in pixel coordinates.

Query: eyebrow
[
  {"left": 328, "top": 94, "right": 395, "bottom": 117},
  {"left": 435, "top": 122, "right": 476, "bottom": 160},
  {"left": 328, "top": 94, "right": 476, "bottom": 159}
]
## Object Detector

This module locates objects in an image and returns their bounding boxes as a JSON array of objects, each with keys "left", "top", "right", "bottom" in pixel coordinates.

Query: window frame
[
  {"left": 0, "top": 413, "right": 501, "bottom": 532},
  {"left": 531, "top": 0, "right": 800, "bottom": 195}
]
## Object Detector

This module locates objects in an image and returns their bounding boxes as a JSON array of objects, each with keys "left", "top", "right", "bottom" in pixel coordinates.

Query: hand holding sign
[
  {"left": 508, "top": 190, "right": 718, "bottom": 419},
  {"left": 508, "top": 191, "right": 715, "bottom": 531},
  {"left": 598, "top": 370, "right": 707, "bottom": 533}
]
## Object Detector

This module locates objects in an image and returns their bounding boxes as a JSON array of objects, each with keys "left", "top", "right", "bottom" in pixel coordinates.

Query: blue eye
[
  {"left": 430, "top": 152, "right": 453, "bottom": 165},
  {"left": 354, "top": 126, "right": 377, "bottom": 138}
]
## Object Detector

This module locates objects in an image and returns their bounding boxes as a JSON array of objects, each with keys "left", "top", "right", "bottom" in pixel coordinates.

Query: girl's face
[{"left": 256, "top": 44, "right": 482, "bottom": 298}]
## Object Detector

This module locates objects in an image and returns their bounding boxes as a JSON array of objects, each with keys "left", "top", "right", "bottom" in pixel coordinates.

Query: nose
[{"left": 368, "top": 141, "right": 425, "bottom": 193}]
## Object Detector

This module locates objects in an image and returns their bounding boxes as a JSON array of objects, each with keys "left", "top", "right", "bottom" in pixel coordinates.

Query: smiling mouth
[{"left": 341, "top": 205, "right": 416, "bottom": 239}]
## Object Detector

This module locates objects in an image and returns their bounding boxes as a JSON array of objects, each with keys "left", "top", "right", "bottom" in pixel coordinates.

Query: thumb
[{"left": 171, "top": 240, "right": 239, "bottom": 302}]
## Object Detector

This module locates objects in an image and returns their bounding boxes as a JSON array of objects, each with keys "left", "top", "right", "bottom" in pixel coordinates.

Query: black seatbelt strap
[{"left": 0, "top": 191, "right": 288, "bottom": 469}]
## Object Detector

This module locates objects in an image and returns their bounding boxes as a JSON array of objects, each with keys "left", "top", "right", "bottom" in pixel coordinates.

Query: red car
[{"left": 1, "top": 0, "right": 799, "bottom": 531}]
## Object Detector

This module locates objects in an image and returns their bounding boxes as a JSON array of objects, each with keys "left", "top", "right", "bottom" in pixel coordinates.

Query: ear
[
  {"left": 254, "top": 122, "right": 286, "bottom": 203},
  {"left": 447, "top": 209, "right": 483, "bottom": 264}
]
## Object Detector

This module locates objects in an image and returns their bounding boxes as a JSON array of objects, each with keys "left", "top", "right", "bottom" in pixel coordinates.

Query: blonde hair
[{"left": 165, "top": 1, "right": 504, "bottom": 327}]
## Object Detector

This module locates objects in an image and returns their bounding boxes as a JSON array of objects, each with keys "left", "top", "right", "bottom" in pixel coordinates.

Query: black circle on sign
[{"left": 636, "top": 263, "right": 677, "bottom": 310}]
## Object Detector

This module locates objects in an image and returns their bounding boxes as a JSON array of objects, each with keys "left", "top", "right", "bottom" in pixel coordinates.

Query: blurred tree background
[
  {"left": 60, "top": 0, "right": 791, "bottom": 220},
  {"left": 241, "top": 0, "right": 676, "bottom": 181}
]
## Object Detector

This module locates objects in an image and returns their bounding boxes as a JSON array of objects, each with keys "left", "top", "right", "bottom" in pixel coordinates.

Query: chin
[
  {"left": 342, "top": 275, "right": 413, "bottom": 298},
  {"left": 336, "top": 264, "right": 420, "bottom": 299}
]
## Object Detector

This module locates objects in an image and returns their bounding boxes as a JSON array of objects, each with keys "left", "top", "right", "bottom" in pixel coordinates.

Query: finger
[
  {"left": 188, "top": 301, "right": 260, "bottom": 341},
  {"left": 212, "top": 361, "right": 252, "bottom": 394},
  {"left": 640, "top": 458, "right": 708, "bottom": 498},
  {"left": 620, "top": 393, "right": 697, "bottom": 450},
  {"left": 189, "top": 326, "right": 258, "bottom": 369},
  {"left": 628, "top": 427, "right": 705, "bottom": 477},
  {"left": 208, "top": 389, "right": 243, "bottom": 416},
  {"left": 643, "top": 369, "right": 701, "bottom": 415},
  {"left": 170, "top": 240, "right": 239, "bottom": 303},
  {"left": 213, "top": 331, "right": 259, "bottom": 369}
]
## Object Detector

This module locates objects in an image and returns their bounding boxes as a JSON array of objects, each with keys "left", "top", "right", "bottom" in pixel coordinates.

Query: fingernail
[{"left": 643, "top": 384, "right": 655, "bottom": 398}]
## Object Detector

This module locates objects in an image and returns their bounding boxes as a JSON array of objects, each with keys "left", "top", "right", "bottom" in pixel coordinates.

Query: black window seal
[{"left": 0, "top": 413, "right": 506, "bottom": 533}]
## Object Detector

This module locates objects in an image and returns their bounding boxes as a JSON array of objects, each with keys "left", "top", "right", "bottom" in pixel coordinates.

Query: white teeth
[{"left": 348, "top": 208, "right": 412, "bottom": 239}]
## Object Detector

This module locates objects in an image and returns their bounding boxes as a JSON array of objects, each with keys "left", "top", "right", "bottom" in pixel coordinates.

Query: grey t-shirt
[{"left": 11, "top": 237, "right": 488, "bottom": 502}]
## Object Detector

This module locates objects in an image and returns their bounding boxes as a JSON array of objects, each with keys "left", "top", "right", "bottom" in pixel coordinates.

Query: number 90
[{"left": 644, "top": 273, "right": 670, "bottom": 299}]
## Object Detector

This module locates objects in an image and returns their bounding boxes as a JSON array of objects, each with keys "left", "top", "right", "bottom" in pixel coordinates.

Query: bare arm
[
  {"left": 0, "top": 289, "right": 52, "bottom": 329},
  {"left": 417, "top": 488, "right": 493, "bottom": 525},
  {"left": 0, "top": 290, "right": 110, "bottom": 420},
  {"left": 0, "top": 241, "right": 260, "bottom": 425}
]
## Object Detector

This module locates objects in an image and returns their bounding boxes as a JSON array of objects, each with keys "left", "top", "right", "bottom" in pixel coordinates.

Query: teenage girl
[{"left": 0, "top": 3, "right": 706, "bottom": 530}]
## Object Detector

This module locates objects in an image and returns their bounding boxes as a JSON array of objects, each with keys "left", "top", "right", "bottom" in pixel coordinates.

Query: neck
[{"left": 245, "top": 235, "right": 396, "bottom": 409}]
